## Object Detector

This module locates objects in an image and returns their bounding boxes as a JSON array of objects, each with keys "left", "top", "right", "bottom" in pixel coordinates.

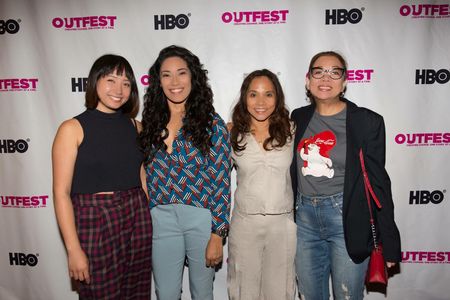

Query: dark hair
[
  {"left": 230, "top": 69, "right": 292, "bottom": 153},
  {"left": 305, "top": 51, "right": 348, "bottom": 105},
  {"left": 140, "top": 45, "right": 215, "bottom": 162},
  {"left": 85, "top": 54, "right": 139, "bottom": 118}
]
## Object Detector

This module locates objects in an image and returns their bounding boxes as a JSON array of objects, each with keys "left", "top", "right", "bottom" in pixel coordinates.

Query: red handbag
[
  {"left": 367, "top": 244, "right": 388, "bottom": 285},
  {"left": 359, "top": 149, "right": 388, "bottom": 285}
]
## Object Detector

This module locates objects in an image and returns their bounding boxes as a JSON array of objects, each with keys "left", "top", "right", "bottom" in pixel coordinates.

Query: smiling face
[
  {"left": 160, "top": 56, "right": 192, "bottom": 105},
  {"left": 246, "top": 76, "right": 276, "bottom": 124},
  {"left": 306, "top": 55, "right": 347, "bottom": 104},
  {"left": 96, "top": 69, "right": 131, "bottom": 113}
]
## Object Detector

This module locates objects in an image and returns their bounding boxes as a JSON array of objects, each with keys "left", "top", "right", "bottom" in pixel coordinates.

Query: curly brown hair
[
  {"left": 230, "top": 69, "right": 292, "bottom": 153},
  {"left": 140, "top": 45, "right": 215, "bottom": 162}
]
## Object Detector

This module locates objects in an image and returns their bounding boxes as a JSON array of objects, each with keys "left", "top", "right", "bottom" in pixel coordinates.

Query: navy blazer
[{"left": 290, "top": 99, "right": 401, "bottom": 264}]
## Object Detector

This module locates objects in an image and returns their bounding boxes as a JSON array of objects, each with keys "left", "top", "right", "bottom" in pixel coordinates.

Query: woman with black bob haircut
[
  {"left": 53, "top": 54, "right": 152, "bottom": 299},
  {"left": 85, "top": 55, "right": 140, "bottom": 118},
  {"left": 227, "top": 69, "right": 296, "bottom": 299},
  {"left": 140, "top": 45, "right": 231, "bottom": 300}
]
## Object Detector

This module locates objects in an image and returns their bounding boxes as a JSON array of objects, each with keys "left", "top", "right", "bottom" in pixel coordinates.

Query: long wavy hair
[
  {"left": 230, "top": 69, "right": 292, "bottom": 153},
  {"left": 305, "top": 51, "right": 348, "bottom": 106},
  {"left": 140, "top": 45, "right": 215, "bottom": 162}
]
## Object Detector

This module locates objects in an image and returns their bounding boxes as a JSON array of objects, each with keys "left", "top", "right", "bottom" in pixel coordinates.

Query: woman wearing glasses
[{"left": 290, "top": 51, "right": 401, "bottom": 300}]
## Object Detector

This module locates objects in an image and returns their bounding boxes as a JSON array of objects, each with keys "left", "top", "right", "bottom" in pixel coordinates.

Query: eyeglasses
[{"left": 310, "top": 67, "right": 346, "bottom": 80}]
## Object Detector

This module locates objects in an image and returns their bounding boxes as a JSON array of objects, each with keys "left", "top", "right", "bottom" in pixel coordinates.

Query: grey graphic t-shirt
[{"left": 296, "top": 108, "right": 347, "bottom": 197}]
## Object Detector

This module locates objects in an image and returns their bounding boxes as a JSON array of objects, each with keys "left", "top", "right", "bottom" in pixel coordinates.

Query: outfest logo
[
  {"left": 395, "top": 133, "right": 450, "bottom": 147},
  {"left": 0, "top": 78, "right": 38, "bottom": 92},
  {"left": 52, "top": 16, "right": 117, "bottom": 30},
  {"left": 346, "top": 69, "right": 374, "bottom": 83},
  {"left": 222, "top": 10, "right": 289, "bottom": 25},
  {"left": 1, "top": 195, "right": 48, "bottom": 208},
  {"left": 399, "top": 4, "right": 450, "bottom": 19},
  {"left": 402, "top": 251, "right": 450, "bottom": 263}
]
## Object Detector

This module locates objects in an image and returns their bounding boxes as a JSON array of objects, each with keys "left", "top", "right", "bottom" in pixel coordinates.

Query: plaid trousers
[{"left": 72, "top": 187, "right": 152, "bottom": 299}]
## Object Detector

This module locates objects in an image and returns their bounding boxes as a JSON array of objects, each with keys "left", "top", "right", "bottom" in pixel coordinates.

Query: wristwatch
[{"left": 212, "top": 227, "right": 229, "bottom": 238}]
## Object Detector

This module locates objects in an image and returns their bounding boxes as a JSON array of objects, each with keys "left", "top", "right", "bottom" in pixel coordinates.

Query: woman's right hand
[{"left": 68, "top": 248, "right": 90, "bottom": 284}]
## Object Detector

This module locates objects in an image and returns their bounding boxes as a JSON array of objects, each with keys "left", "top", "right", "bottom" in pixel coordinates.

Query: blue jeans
[
  {"left": 151, "top": 204, "right": 215, "bottom": 300},
  {"left": 295, "top": 192, "right": 369, "bottom": 300}
]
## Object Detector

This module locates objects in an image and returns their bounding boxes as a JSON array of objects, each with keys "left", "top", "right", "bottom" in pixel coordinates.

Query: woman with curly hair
[
  {"left": 227, "top": 69, "right": 296, "bottom": 299},
  {"left": 140, "top": 45, "right": 231, "bottom": 300}
]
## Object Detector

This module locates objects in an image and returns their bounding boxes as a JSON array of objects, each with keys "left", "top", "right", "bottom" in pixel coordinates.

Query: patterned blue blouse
[{"left": 145, "top": 113, "right": 231, "bottom": 231}]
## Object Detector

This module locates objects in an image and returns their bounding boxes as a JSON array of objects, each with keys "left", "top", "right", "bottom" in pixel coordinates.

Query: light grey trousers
[{"left": 227, "top": 210, "right": 297, "bottom": 300}]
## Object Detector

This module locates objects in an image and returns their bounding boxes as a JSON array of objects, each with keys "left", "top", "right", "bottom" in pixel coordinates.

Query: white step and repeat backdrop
[{"left": 1, "top": 0, "right": 449, "bottom": 299}]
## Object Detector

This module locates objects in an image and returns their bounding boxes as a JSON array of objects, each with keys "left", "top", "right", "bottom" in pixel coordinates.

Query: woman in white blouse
[{"left": 227, "top": 69, "right": 296, "bottom": 300}]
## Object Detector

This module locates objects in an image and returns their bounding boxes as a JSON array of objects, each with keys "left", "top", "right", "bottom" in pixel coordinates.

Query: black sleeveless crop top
[{"left": 71, "top": 109, "right": 144, "bottom": 194}]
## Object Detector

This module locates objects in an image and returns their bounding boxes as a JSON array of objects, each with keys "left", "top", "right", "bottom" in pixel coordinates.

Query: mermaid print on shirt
[{"left": 297, "top": 130, "right": 336, "bottom": 178}]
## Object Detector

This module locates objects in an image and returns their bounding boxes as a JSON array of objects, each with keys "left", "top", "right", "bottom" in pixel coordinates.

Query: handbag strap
[
  {"left": 359, "top": 149, "right": 382, "bottom": 209},
  {"left": 359, "top": 149, "right": 382, "bottom": 249}
]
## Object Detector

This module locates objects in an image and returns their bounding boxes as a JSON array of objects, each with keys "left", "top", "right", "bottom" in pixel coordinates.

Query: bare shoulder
[
  {"left": 58, "top": 118, "right": 82, "bottom": 135},
  {"left": 53, "top": 118, "right": 83, "bottom": 147}
]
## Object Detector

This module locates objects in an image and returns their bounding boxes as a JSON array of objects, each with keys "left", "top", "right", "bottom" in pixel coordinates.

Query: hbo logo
[
  {"left": 9, "top": 252, "right": 39, "bottom": 266},
  {"left": 415, "top": 69, "right": 450, "bottom": 84},
  {"left": 154, "top": 14, "right": 190, "bottom": 30},
  {"left": 409, "top": 190, "right": 445, "bottom": 204},
  {"left": 325, "top": 8, "right": 363, "bottom": 25},
  {"left": 0, "top": 19, "right": 20, "bottom": 34},
  {"left": 0, "top": 139, "right": 29, "bottom": 153}
]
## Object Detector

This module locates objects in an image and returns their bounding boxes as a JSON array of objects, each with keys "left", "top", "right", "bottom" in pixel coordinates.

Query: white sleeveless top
[{"left": 232, "top": 132, "right": 294, "bottom": 215}]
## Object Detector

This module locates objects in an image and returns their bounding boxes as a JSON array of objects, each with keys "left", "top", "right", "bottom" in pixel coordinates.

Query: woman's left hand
[{"left": 205, "top": 233, "right": 223, "bottom": 267}]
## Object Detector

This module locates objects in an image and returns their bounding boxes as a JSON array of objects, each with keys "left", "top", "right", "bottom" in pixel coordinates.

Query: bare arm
[{"left": 52, "top": 119, "right": 90, "bottom": 283}]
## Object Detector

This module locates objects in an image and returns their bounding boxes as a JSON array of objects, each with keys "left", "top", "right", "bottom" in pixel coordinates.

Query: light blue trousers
[{"left": 151, "top": 204, "right": 215, "bottom": 300}]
